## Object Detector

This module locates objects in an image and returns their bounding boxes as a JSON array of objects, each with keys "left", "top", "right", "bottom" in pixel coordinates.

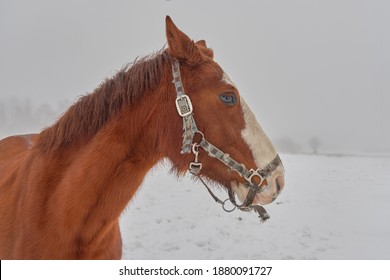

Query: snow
[{"left": 120, "top": 154, "right": 390, "bottom": 259}]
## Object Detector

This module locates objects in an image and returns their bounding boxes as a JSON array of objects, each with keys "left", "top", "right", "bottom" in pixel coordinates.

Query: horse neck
[{"left": 32, "top": 71, "right": 180, "bottom": 250}]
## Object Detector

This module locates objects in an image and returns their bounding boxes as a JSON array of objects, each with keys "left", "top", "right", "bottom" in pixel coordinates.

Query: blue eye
[{"left": 219, "top": 93, "right": 237, "bottom": 106}]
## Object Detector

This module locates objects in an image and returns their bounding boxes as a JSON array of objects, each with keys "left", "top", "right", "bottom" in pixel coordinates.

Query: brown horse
[{"left": 0, "top": 17, "right": 285, "bottom": 259}]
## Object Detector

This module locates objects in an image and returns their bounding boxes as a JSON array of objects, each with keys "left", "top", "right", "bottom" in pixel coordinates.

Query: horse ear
[
  {"left": 195, "top": 40, "right": 214, "bottom": 59},
  {"left": 196, "top": 40, "right": 207, "bottom": 48},
  {"left": 165, "top": 16, "right": 203, "bottom": 65}
]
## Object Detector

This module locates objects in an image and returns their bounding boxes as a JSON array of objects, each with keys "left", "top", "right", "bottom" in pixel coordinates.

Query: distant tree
[
  {"left": 309, "top": 137, "right": 321, "bottom": 154},
  {"left": 36, "top": 102, "right": 57, "bottom": 127},
  {"left": 57, "top": 99, "right": 72, "bottom": 113},
  {"left": 273, "top": 137, "right": 302, "bottom": 154}
]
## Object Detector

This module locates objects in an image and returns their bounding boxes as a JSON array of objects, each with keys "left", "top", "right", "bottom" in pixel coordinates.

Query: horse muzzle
[{"left": 233, "top": 164, "right": 285, "bottom": 206}]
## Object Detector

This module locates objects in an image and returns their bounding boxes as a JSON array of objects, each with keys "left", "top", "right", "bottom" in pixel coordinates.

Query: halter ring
[
  {"left": 222, "top": 198, "right": 236, "bottom": 213},
  {"left": 244, "top": 168, "right": 265, "bottom": 187}
]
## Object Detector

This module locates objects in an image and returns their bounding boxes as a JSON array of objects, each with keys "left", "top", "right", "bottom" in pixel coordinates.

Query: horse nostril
[{"left": 275, "top": 175, "right": 285, "bottom": 194}]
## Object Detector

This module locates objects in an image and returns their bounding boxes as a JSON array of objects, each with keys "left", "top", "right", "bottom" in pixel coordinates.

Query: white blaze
[
  {"left": 234, "top": 98, "right": 282, "bottom": 205},
  {"left": 221, "top": 72, "right": 283, "bottom": 205},
  {"left": 221, "top": 71, "right": 283, "bottom": 205},
  {"left": 221, "top": 71, "right": 277, "bottom": 167},
  {"left": 222, "top": 72, "right": 236, "bottom": 87},
  {"left": 240, "top": 98, "right": 277, "bottom": 168}
]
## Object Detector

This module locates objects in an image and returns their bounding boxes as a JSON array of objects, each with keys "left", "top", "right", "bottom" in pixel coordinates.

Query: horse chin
[{"left": 231, "top": 181, "right": 280, "bottom": 206}]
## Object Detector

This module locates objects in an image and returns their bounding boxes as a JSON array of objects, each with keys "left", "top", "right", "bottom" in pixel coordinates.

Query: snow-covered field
[{"left": 120, "top": 154, "right": 390, "bottom": 259}]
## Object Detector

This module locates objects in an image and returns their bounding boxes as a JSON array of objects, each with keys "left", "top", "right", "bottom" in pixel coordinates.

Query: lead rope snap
[{"left": 189, "top": 144, "right": 202, "bottom": 175}]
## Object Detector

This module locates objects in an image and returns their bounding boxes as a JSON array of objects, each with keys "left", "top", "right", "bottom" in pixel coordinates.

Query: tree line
[
  {"left": 0, "top": 97, "right": 70, "bottom": 138},
  {"left": 1, "top": 97, "right": 322, "bottom": 154}
]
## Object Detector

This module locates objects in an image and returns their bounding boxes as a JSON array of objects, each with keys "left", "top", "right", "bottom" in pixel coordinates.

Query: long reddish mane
[{"left": 37, "top": 50, "right": 172, "bottom": 152}]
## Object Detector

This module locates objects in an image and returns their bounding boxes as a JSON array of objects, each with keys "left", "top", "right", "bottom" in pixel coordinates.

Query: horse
[{"left": 0, "top": 16, "right": 285, "bottom": 259}]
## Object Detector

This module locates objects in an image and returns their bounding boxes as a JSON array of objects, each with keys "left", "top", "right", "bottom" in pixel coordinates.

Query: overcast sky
[{"left": 1, "top": 0, "right": 389, "bottom": 155}]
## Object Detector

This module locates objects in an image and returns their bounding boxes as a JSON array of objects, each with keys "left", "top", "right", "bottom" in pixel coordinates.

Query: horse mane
[{"left": 36, "top": 49, "right": 172, "bottom": 153}]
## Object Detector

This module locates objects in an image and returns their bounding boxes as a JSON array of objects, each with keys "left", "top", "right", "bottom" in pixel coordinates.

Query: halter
[{"left": 172, "top": 59, "right": 282, "bottom": 222}]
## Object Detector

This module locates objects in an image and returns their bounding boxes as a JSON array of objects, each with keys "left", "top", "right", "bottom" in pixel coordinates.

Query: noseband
[{"left": 172, "top": 59, "right": 282, "bottom": 222}]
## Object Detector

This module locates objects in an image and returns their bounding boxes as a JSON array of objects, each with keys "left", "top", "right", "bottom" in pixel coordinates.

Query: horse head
[{"left": 165, "top": 16, "right": 285, "bottom": 209}]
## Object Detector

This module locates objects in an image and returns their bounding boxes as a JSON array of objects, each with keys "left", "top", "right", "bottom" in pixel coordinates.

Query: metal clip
[
  {"left": 189, "top": 162, "right": 202, "bottom": 175},
  {"left": 189, "top": 144, "right": 202, "bottom": 175},
  {"left": 244, "top": 168, "right": 265, "bottom": 187}
]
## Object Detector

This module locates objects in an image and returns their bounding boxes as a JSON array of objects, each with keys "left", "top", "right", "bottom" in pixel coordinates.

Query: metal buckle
[
  {"left": 244, "top": 168, "right": 265, "bottom": 187},
  {"left": 175, "top": 95, "right": 193, "bottom": 117}
]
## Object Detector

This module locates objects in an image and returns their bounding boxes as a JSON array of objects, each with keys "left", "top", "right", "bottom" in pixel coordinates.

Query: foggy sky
[{"left": 1, "top": 0, "right": 389, "bottom": 155}]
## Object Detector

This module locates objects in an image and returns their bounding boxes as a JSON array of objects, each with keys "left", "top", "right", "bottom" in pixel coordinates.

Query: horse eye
[{"left": 219, "top": 93, "right": 237, "bottom": 106}]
